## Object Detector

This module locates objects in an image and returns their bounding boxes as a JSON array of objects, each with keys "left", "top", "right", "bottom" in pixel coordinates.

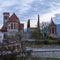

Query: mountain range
[{"left": 57, "top": 24, "right": 60, "bottom": 37}]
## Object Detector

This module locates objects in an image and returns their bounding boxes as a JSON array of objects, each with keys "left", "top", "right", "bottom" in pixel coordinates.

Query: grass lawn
[
  {"left": 16, "top": 57, "right": 60, "bottom": 60},
  {"left": 16, "top": 57, "right": 21, "bottom": 60},
  {"left": 32, "top": 57, "right": 60, "bottom": 60}
]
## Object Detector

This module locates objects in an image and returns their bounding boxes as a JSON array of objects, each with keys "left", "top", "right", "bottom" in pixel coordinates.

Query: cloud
[
  {"left": 0, "top": 0, "right": 34, "bottom": 28},
  {"left": 0, "top": 0, "right": 60, "bottom": 28},
  {"left": 53, "top": 14, "right": 60, "bottom": 24}
]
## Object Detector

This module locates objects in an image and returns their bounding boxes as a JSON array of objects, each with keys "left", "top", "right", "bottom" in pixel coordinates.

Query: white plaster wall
[{"left": 7, "top": 22, "right": 19, "bottom": 32}]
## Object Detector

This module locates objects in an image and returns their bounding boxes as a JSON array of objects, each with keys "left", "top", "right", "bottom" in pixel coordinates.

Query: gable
[{"left": 7, "top": 13, "right": 20, "bottom": 23}]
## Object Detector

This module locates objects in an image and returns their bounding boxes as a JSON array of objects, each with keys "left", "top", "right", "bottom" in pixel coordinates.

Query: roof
[
  {"left": 19, "top": 23, "right": 24, "bottom": 30},
  {"left": 8, "top": 13, "right": 20, "bottom": 23},
  {"left": 3, "top": 12, "right": 10, "bottom": 14},
  {"left": 1, "top": 12, "right": 24, "bottom": 32},
  {"left": 0, "top": 26, "right": 7, "bottom": 32},
  {"left": 49, "top": 18, "right": 56, "bottom": 26}
]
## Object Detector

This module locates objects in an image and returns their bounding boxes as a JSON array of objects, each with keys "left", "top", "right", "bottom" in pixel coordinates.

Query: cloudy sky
[{"left": 0, "top": 0, "right": 60, "bottom": 28}]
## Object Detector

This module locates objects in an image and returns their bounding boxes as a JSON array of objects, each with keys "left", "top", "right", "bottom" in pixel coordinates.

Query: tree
[
  {"left": 27, "top": 19, "right": 30, "bottom": 28},
  {"left": 41, "top": 22, "right": 49, "bottom": 39},
  {"left": 32, "top": 28, "right": 41, "bottom": 39},
  {"left": 37, "top": 14, "right": 40, "bottom": 35},
  {"left": 31, "top": 15, "right": 42, "bottom": 40}
]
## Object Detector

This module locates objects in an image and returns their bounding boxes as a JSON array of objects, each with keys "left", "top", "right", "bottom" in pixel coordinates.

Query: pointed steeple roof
[
  {"left": 50, "top": 17, "right": 55, "bottom": 25},
  {"left": 8, "top": 13, "right": 20, "bottom": 23}
]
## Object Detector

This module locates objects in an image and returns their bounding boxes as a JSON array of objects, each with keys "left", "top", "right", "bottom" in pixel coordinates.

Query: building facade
[
  {"left": 1, "top": 12, "right": 24, "bottom": 35},
  {"left": 48, "top": 18, "right": 57, "bottom": 37}
]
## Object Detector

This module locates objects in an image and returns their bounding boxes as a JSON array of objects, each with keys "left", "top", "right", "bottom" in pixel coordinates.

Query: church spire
[{"left": 51, "top": 17, "right": 54, "bottom": 24}]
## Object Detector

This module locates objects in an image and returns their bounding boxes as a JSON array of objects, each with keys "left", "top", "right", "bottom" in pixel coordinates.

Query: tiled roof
[
  {"left": 0, "top": 26, "right": 7, "bottom": 32},
  {"left": 1, "top": 13, "right": 24, "bottom": 32},
  {"left": 8, "top": 13, "right": 20, "bottom": 23}
]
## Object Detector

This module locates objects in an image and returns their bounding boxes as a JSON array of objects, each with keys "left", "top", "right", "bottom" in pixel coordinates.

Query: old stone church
[
  {"left": 0, "top": 12, "right": 58, "bottom": 38},
  {"left": 1, "top": 12, "right": 24, "bottom": 35}
]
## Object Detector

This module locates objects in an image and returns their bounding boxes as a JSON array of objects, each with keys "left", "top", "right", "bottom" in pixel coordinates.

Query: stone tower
[
  {"left": 48, "top": 18, "right": 57, "bottom": 37},
  {"left": 3, "top": 12, "right": 10, "bottom": 27}
]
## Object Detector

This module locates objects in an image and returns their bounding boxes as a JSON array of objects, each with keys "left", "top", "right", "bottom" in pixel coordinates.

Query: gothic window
[
  {"left": 52, "top": 27, "right": 54, "bottom": 33},
  {"left": 11, "top": 23, "right": 13, "bottom": 29},
  {"left": 49, "top": 27, "right": 52, "bottom": 34},
  {"left": 14, "top": 23, "right": 16, "bottom": 29}
]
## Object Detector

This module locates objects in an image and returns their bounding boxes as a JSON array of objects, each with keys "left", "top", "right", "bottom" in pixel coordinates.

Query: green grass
[
  {"left": 16, "top": 57, "right": 60, "bottom": 60},
  {"left": 16, "top": 57, "right": 21, "bottom": 60},
  {"left": 32, "top": 57, "right": 60, "bottom": 60}
]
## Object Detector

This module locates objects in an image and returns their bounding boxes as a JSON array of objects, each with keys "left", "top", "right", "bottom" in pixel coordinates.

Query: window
[
  {"left": 4, "top": 16, "right": 8, "bottom": 19},
  {"left": 11, "top": 23, "right": 13, "bottom": 29},
  {"left": 14, "top": 23, "right": 16, "bottom": 29},
  {"left": 52, "top": 27, "right": 54, "bottom": 33},
  {"left": 8, "top": 26, "right": 10, "bottom": 29}
]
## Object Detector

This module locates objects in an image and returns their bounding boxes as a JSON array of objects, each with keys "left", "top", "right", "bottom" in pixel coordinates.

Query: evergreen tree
[
  {"left": 27, "top": 19, "right": 30, "bottom": 28},
  {"left": 31, "top": 14, "right": 42, "bottom": 39},
  {"left": 37, "top": 14, "right": 40, "bottom": 35}
]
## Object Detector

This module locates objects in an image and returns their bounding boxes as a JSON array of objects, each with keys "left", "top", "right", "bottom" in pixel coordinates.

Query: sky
[{"left": 0, "top": 0, "right": 60, "bottom": 28}]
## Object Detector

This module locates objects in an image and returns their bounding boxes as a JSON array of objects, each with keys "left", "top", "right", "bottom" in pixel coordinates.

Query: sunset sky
[{"left": 0, "top": 0, "right": 60, "bottom": 28}]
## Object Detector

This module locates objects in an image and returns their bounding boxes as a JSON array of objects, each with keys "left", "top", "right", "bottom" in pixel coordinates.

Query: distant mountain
[{"left": 57, "top": 24, "right": 60, "bottom": 37}]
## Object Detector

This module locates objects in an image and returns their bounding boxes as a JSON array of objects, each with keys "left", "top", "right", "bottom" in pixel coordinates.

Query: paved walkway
[
  {"left": 26, "top": 45, "right": 60, "bottom": 49},
  {"left": 25, "top": 45, "right": 60, "bottom": 58}
]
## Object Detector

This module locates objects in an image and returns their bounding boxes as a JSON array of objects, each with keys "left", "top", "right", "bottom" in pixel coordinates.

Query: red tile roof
[
  {"left": 1, "top": 13, "right": 24, "bottom": 32},
  {"left": 8, "top": 13, "right": 20, "bottom": 23},
  {"left": 0, "top": 26, "right": 7, "bottom": 32}
]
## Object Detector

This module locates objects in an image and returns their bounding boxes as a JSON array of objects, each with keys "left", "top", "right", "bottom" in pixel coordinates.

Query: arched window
[
  {"left": 14, "top": 23, "right": 16, "bottom": 29},
  {"left": 52, "top": 27, "right": 54, "bottom": 33},
  {"left": 11, "top": 23, "right": 13, "bottom": 29}
]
